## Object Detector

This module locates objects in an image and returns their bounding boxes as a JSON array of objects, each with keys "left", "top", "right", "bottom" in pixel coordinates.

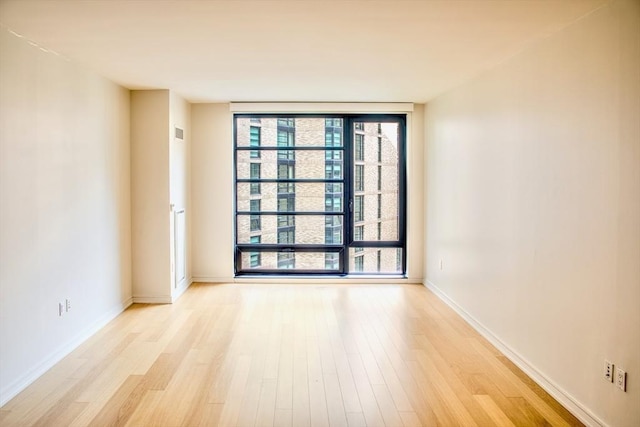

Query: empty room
[{"left": 0, "top": 0, "right": 638, "bottom": 426}]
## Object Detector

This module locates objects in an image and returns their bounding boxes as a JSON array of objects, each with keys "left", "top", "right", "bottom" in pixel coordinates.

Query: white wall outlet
[
  {"left": 615, "top": 367, "right": 627, "bottom": 391},
  {"left": 65, "top": 299, "right": 71, "bottom": 312},
  {"left": 604, "top": 360, "right": 614, "bottom": 382},
  {"left": 58, "top": 302, "right": 64, "bottom": 317}
]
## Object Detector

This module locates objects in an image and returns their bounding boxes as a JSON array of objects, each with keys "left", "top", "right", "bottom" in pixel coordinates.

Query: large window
[{"left": 235, "top": 114, "right": 406, "bottom": 275}]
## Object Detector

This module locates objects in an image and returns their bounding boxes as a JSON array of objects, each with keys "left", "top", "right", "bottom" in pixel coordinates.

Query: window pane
[
  {"left": 237, "top": 215, "right": 343, "bottom": 244},
  {"left": 350, "top": 121, "right": 400, "bottom": 241},
  {"left": 237, "top": 183, "right": 343, "bottom": 212},
  {"left": 237, "top": 117, "right": 344, "bottom": 147},
  {"left": 237, "top": 150, "right": 342, "bottom": 180},
  {"left": 348, "top": 248, "right": 403, "bottom": 273},
  {"left": 239, "top": 250, "right": 341, "bottom": 271}
]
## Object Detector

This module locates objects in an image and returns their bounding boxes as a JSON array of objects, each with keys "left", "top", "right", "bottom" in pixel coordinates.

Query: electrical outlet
[
  {"left": 65, "top": 299, "right": 71, "bottom": 312},
  {"left": 604, "top": 360, "right": 614, "bottom": 382},
  {"left": 615, "top": 367, "right": 627, "bottom": 391},
  {"left": 58, "top": 302, "right": 64, "bottom": 317}
]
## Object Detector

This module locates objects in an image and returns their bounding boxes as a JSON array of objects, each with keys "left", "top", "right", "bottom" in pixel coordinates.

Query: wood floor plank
[
  {"left": 86, "top": 375, "right": 144, "bottom": 427},
  {"left": 398, "top": 410, "right": 422, "bottom": 427},
  {"left": 273, "top": 408, "right": 292, "bottom": 427},
  {"left": 217, "top": 354, "right": 252, "bottom": 426},
  {"left": 347, "top": 352, "right": 386, "bottom": 427},
  {"left": 0, "top": 283, "right": 584, "bottom": 427},
  {"left": 255, "top": 379, "right": 277, "bottom": 427},
  {"left": 324, "top": 373, "right": 348, "bottom": 427},
  {"left": 474, "top": 394, "right": 517, "bottom": 427}
]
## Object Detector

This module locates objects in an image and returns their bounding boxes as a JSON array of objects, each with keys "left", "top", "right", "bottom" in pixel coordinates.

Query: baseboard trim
[
  {"left": 132, "top": 295, "right": 173, "bottom": 304},
  {"left": 0, "top": 297, "right": 133, "bottom": 407},
  {"left": 424, "top": 280, "right": 606, "bottom": 427},
  {"left": 192, "top": 276, "right": 231, "bottom": 283},
  {"left": 172, "top": 277, "right": 193, "bottom": 302},
  {"left": 193, "top": 276, "right": 424, "bottom": 285}
]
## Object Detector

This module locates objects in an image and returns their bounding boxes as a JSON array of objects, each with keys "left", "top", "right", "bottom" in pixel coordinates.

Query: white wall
[
  {"left": 0, "top": 29, "right": 131, "bottom": 405},
  {"left": 425, "top": 1, "right": 639, "bottom": 426},
  {"left": 131, "top": 90, "right": 192, "bottom": 302},
  {"left": 169, "top": 92, "right": 191, "bottom": 298},
  {"left": 130, "top": 90, "right": 171, "bottom": 302},
  {"left": 191, "top": 104, "right": 425, "bottom": 282},
  {"left": 408, "top": 104, "right": 425, "bottom": 280},
  {"left": 191, "top": 104, "right": 234, "bottom": 281}
]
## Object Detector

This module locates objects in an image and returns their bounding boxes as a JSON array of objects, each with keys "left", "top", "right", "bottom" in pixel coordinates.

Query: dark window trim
[{"left": 234, "top": 113, "right": 407, "bottom": 276}]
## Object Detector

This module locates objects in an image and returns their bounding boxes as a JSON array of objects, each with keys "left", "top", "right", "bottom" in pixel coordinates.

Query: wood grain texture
[{"left": 0, "top": 283, "right": 584, "bottom": 426}]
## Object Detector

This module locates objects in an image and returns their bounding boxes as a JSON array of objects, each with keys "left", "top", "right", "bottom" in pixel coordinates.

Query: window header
[{"left": 229, "top": 102, "right": 414, "bottom": 113}]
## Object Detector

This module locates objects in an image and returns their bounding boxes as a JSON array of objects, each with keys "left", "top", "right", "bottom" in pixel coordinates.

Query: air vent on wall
[{"left": 175, "top": 127, "right": 184, "bottom": 140}]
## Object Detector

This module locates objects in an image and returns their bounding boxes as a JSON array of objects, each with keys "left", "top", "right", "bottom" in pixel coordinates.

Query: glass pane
[
  {"left": 237, "top": 117, "right": 344, "bottom": 147},
  {"left": 352, "top": 121, "right": 399, "bottom": 241},
  {"left": 237, "top": 150, "right": 343, "bottom": 180},
  {"left": 349, "top": 248, "right": 402, "bottom": 274},
  {"left": 237, "top": 183, "right": 343, "bottom": 212},
  {"left": 239, "top": 250, "right": 341, "bottom": 271},
  {"left": 237, "top": 215, "right": 343, "bottom": 244}
]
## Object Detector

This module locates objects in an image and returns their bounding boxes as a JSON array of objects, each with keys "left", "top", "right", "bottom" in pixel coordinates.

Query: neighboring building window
[
  {"left": 278, "top": 195, "right": 295, "bottom": 212},
  {"left": 377, "top": 194, "right": 382, "bottom": 219},
  {"left": 378, "top": 165, "right": 382, "bottom": 191},
  {"left": 355, "top": 225, "right": 364, "bottom": 253},
  {"left": 377, "top": 222, "right": 382, "bottom": 240},
  {"left": 325, "top": 162, "right": 342, "bottom": 179},
  {"left": 278, "top": 215, "right": 295, "bottom": 227},
  {"left": 377, "top": 250, "right": 381, "bottom": 272},
  {"left": 354, "top": 195, "right": 364, "bottom": 222},
  {"left": 250, "top": 199, "right": 261, "bottom": 231},
  {"left": 355, "top": 134, "right": 364, "bottom": 161},
  {"left": 325, "top": 195, "right": 341, "bottom": 212},
  {"left": 325, "top": 118, "right": 342, "bottom": 147},
  {"left": 278, "top": 164, "right": 295, "bottom": 180},
  {"left": 250, "top": 126, "right": 261, "bottom": 158},
  {"left": 355, "top": 122, "right": 364, "bottom": 131},
  {"left": 278, "top": 252, "right": 295, "bottom": 269},
  {"left": 250, "top": 163, "right": 260, "bottom": 195},
  {"left": 354, "top": 255, "right": 364, "bottom": 272},
  {"left": 378, "top": 136, "right": 382, "bottom": 162},
  {"left": 278, "top": 229, "right": 295, "bottom": 244},
  {"left": 250, "top": 236, "right": 261, "bottom": 267},
  {"left": 355, "top": 164, "right": 364, "bottom": 192},
  {"left": 325, "top": 253, "right": 339, "bottom": 270}
]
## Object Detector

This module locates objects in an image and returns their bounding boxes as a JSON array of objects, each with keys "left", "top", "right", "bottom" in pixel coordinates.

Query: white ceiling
[{"left": 0, "top": 0, "right": 607, "bottom": 103}]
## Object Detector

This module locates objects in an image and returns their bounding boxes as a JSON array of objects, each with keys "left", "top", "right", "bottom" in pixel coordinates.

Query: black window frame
[{"left": 234, "top": 113, "right": 407, "bottom": 276}]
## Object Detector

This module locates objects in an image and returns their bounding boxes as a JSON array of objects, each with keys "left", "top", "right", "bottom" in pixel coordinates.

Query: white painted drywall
[
  {"left": 131, "top": 90, "right": 192, "bottom": 302},
  {"left": 130, "top": 90, "right": 171, "bottom": 302},
  {"left": 425, "top": 1, "right": 639, "bottom": 425},
  {"left": 0, "top": 28, "right": 131, "bottom": 405},
  {"left": 191, "top": 104, "right": 234, "bottom": 281},
  {"left": 408, "top": 104, "right": 425, "bottom": 280},
  {"left": 169, "top": 92, "right": 191, "bottom": 298}
]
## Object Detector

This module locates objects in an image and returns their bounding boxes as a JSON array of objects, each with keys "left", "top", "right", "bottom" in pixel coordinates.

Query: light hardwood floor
[{"left": 0, "top": 283, "right": 582, "bottom": 426}]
